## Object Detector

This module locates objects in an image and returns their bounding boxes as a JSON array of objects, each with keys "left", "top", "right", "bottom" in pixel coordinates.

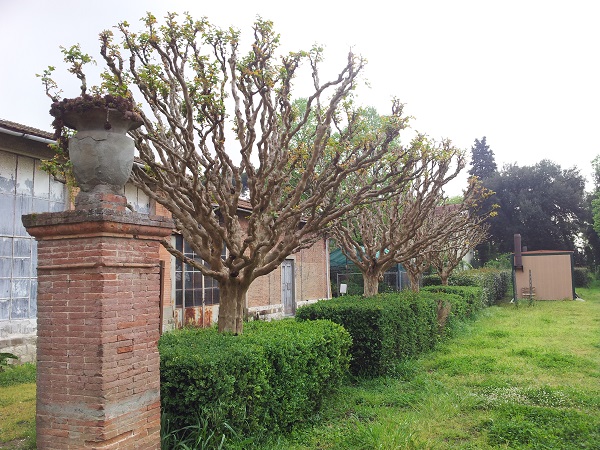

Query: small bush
[
  {"left": 297, "top": 291, "right": 448, "bottom": 377},
  {"left": 159, "top": 319, "right": 351, "bottom": 437},
  {"left": 422, "top": 274, "right": 442, "bottom": 287},
  {"left": 573, "top": 267, "right": 591, "bottom": 288}
]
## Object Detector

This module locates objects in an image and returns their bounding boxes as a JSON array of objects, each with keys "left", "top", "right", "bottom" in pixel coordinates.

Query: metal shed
[{"left": 512, "top": 234, "right": 575, "bottom": 301}]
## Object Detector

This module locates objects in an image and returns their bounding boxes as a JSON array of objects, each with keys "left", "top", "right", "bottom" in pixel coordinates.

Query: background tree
[
  {"left": 484, "top": 160, "right": 585, "bottom": 253},
  {"left": 79, "top": 13, "right": 420, "bottom": 334},
  {"left": 430, "top": 221, "right": 489, "bottom": 285},
  {"left": 581, "top": 155, "right": 600, "bottom": 267},
  {"left": 468, "top": 136, "right": 497, "bottom": 180},
  {"left": 331, "top": 135, "right": 494, "bottom": 296}
]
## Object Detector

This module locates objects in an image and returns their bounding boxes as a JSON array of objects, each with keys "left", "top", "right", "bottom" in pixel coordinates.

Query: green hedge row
[
  {"left": 296, "top": 291, "right": 466, "bottom": 377},
  {"left": 423, "top": 269, "right": 511, "bottom": 305},
  {"left": 159, "top": 319, "right": 351, "bottom": 435},
  {"left": 421, "top": 285, "right": 483, "bottom": 319}
]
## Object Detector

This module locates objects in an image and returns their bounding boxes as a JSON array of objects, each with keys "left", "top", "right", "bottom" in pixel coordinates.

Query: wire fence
[{"left": 330, "top": 269, "right": 410, "bottom": 296}]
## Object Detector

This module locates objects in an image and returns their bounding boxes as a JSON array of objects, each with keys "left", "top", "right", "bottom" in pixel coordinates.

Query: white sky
[{"left": 1, "top": 0, "right": 598, "bottom": 195}]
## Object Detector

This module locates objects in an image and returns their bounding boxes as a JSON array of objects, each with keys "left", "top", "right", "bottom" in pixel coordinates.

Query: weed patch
[{"left": 484, "top": 404, "right": 600, "bottom": 448}]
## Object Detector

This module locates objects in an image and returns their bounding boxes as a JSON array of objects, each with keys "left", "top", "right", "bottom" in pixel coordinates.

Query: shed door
[{"left": 281, "top": 259, "right": 295, "bottom": 315}]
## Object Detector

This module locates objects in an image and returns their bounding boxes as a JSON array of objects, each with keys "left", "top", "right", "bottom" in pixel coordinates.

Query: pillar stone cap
[{"left": 22, "top": 208, "right": 174, "bottom": 240}]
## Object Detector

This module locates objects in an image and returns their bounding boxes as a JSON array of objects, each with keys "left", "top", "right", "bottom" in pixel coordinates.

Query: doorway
[{"left": 281, "top": 259, "right": 295, "bottom": 315}]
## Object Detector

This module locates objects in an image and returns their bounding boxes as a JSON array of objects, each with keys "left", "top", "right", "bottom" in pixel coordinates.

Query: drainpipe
[{"left": 1, "top": 127, "right": 55, "bottom": 145}]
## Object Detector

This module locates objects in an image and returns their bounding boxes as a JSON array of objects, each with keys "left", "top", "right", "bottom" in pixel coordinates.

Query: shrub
[
  {"left": 159, "top": 319, "right": 350, "bottom": 437},
  {"left": 449, "top": 268, "right": 511, "bottom": 305},
  {"left": 422, "top": 274, "right": 442, "bottom": 287},
  {"left": 421, "top": 285, "right": 484, "bottom": 318},
  {"left": 573, "top": 267, "right": 591, "bottom": 288},
  {"left": 0, "top": 362, "right": 36, "bottom": 387},
  {"left": 296, "top": 292, "right": 445, "bottom": 377}
]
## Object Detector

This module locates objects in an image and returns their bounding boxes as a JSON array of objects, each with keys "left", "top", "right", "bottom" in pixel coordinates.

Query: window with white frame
[
  {"left": 174, "top": 235, "right": 223, "bottom": 308},
  {"left": 0, "top": 150, "right": 68, "bottom": 321}
]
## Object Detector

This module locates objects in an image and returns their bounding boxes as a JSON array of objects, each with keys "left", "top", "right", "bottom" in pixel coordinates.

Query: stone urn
[{"left": 63, "top": 106, "right": 143, "bottom": 210}]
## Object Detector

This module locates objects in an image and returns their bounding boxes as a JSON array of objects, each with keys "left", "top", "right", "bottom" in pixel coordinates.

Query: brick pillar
[{"left": 23, "top": 208, "right": 173, "bottom": 449}]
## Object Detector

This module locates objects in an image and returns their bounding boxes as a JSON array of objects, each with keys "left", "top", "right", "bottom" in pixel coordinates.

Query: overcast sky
[{"left": 1, "top": 0, "right": 598, "bottom": 194}]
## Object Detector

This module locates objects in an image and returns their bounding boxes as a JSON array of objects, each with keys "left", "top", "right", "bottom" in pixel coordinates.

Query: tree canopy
[
  {"left": 484, "top": 160, "right": 585, "bottom": 253},
  {"left": 43, "top": 13, "right": 426, "bottom": 333},
  {"left": 468, "top": 136, "right": 497, "bottom": 180}
]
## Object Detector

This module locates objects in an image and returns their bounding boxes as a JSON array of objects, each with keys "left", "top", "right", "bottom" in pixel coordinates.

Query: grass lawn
[
  {"left": 1, "top": 284, "right": 599, "bottom": 449},
  {"left": 255, "top": 285, "right": 600, "bottom": 449},
  {"left": 0, "top": 364, "right": 36, "bottom": 450}
]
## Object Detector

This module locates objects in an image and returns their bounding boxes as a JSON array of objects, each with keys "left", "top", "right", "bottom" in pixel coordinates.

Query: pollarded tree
[
  {"left": 63, "top": 13, "right": 419, "bottom": 334},
  {"left": 430, "top": 221, "right": 489, "bottom": 285},
  {"left": 331, "top": 137, "right": 493, "bottom": 296},
  {"left": 393, "top": 181, "right": 494, "bottom": 292}
]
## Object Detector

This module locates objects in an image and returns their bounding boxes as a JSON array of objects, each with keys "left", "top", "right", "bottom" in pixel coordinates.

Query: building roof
[{"left": 0, "top": 119, "right": 54, "bottom": 140}]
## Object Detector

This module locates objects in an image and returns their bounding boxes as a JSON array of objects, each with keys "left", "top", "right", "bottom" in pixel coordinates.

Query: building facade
[{"left": 0, "top": 119, "right": 330, "bottom": 361}]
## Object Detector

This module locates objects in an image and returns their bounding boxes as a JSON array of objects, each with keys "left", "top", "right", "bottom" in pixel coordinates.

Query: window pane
[
  {"left": 29, "top": 283, "right": 37, "bottom": 317},
  {"left": 50, "top": 201, "right": 66, "bottom": 212},
  {"left": 0, "top": 151, "right": 17, "bottom": 194},
  {"left": 49, "top": 177, "right": 66, "bottom": 202},
  {"left": 14, "top": 195, "right": 32, "bottom": 237},
  {"left": 0, "top": 238, "right": 12, "bottom": 257},
  {"left": 0, "top": 300, "right": 9, "bottom": 320},
  {"left": 33, "top": 161, "right": 50, "bottom": 199},
  {"left": 13, "top": 238, "right": 31, "bottom": 257},
  {"left": 12, "top": 258, "right": 31, "bottom": 278},
  {"left": 204, "top": 288, "right": 212, "bottom": 305},
  {"left": 15, "top": 156, "right": 34, "bottom": 196},
  {"left": 33, "top": 197, "right": 49, "bottom": 214},
  {"left": 192, "top": 272, "right": 203, "bottom": 290},
  {"left": 0, "top": 259, "right": 11, "bottom": 278},
  {"left": 175, "top": 289, "right": 182, "bottom": 307},
  {"left": 0, "top": 279, "right": 9, "bottom": 299},
  {"left": 175, "top": 270, "right": 182, "bottom": 290},
  {"left": 0, "top": 194, "right": 14, "bottom": 235},
  {"left": 11, "top": 298, "right": 29, "bottom": 319},
  {"left": 11, "top": 279, "right": 29, "bottom": 298},
  {"left": 185, "top": 289, "right": 197, "bottom": 307}
]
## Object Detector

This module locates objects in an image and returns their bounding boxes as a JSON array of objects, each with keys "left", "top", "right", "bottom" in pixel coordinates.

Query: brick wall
[
  {"left": 24, "top": 210, "right": 173, "bottom": 449},
  {"left": 246, "top": 239, "right": 329, "bottom": 317}
]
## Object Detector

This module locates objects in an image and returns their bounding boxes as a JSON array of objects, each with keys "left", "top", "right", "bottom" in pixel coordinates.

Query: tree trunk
[
  {"left": 407, "top": 272, "right": 421, "bottom": 293},
  {"left": 363, "top": 272, "right": 380, "bottom": 297},
  {"left": 217, "top": 278, "right": 250, "bottom": 334},
  {"left": 440, "top": 274, "right": 450, "bottom": 285}
]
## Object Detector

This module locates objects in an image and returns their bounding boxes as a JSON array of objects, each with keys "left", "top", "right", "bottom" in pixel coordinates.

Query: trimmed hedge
[
  {"left": 421, "top": 285, "right": 484, "bottom": 318},
  {"left": 159, "top": 319, "right": 351, "bottom": 435},
  {"left": 460, "top": 269, "right": 511, "bottom": 305},
  {"left": 423, "top": 268, "right": 512, "bottom": 306},
  {"left": 423, "top": 274, "right": 443, "bottom": 287},
  {"left": 296, "top": 291, "right": 451, "bottom": 377},
  {"left": 422, "top": 269, "right": 511, "bottom": 306}
]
